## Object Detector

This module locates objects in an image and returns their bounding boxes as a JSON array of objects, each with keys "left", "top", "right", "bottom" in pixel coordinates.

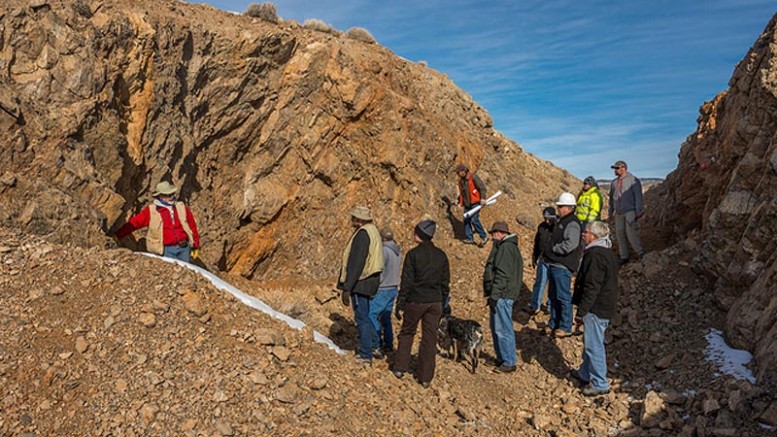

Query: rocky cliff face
[
  {"left": 646, "top": 13, "right": 777, "bottom": 383},
  {"left": 0, "top": 0, "right": 573, "bottom": 280}
]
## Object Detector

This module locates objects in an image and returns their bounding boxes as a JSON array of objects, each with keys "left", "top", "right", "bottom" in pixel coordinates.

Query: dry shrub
[
  {"left": 244, "top": 2, "right": 279, "bottom": 23},
  {"left": 346, "top": 27, "right": 376, "bottom": 44},
  {"left": 303, "top": 19, "right": 341, "bottom": 36}
]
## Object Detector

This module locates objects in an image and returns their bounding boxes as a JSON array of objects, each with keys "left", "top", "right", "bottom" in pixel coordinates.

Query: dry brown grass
[
  {"left": 346, "top": 27, "right": 376, "bottom": 44},
  {"left": 303, "top": 19, "right": 341, "bottom": 36},
  {"left": 244, "top": 2, "right": 279, "bottom": 23}
]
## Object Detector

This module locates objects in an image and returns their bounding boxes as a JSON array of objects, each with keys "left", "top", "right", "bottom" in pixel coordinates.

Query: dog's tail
[{"left": 471, "top": 326, "right": 484, "bottom": 373}]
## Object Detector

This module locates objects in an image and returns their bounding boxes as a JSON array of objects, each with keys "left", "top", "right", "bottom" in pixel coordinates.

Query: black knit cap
[{"left": 415, "top": 219, "right": 436, "bottom": 240}]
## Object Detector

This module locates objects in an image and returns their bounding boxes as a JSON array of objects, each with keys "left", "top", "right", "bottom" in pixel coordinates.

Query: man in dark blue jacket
[{"left": 525, "top": 206, "right": 556, "bottom": 315}]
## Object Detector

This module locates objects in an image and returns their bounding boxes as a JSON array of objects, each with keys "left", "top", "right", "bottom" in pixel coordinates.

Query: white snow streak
[{"left": 143, "top": 254, "right": 346, "bottom": 355}]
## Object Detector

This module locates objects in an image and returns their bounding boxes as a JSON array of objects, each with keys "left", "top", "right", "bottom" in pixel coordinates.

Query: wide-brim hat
[
  {"left": 152, "top": 181, "right": 178, "bottom": 197},
  {"left": 349, "top": 206, "right": 373, "bottom": 221},
  {"left": 489, "top": 221, "right": 509, "bottom": 234}
]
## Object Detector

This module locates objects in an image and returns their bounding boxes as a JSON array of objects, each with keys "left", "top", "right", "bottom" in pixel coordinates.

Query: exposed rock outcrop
[
  {"left": 0, "top": 0, "right": 573, "bottom": 281},
  {"left": 647, "top": 13, "right": 777, "bottom": 383}
]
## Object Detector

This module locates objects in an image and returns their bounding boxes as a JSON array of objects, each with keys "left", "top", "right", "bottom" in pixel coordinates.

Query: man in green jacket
[
  {"left": 483, "top": 221, "right": 523, "bottom": 373},
  {"left": 576, "top": 176, "right": 603, "bottom": 224}
]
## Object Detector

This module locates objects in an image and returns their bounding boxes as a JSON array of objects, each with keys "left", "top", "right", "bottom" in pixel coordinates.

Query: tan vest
[
  {"left": 146, "top": 202, "right": 195, "bottom": 255},
  {"left": 340, "top": 223, "right": 383, "bottom": 283}
]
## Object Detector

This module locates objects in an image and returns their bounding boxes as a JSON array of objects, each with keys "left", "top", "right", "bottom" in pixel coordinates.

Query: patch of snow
[
  {"left": 761, "top": 423, "right": 776, "bottom": 431},
  {"left": 704, "top": 328, "right": 756, "bottom": 384},
  {"left": 144, "top": 254, "right": 346, "bottom": 355}
]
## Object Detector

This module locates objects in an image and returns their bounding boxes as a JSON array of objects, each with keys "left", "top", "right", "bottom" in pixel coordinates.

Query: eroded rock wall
[
  {"left": 0, "top": 0, "right": 573, "bottom": 279},
  {"left": 647, "top": 13, "right": 777, "bottom": 382}
]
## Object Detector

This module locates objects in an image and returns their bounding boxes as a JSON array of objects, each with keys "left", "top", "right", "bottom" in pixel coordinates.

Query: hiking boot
[
  {"left": 490, "top": 359, "right": 504, "bottom": 367},
  {"left": 463, "top": 239, "right": 476, "bottom": 245},
  {"left": 582, "top": 385, "right": 610, "bottom": 397},
  {"left": 553, "top": 329, "right": 572, "bottom": 338},
  {"left": 496, "top": 364, "right": 517, "bottom": 373},
  {"left": 477, "top": 237, "right": 488, "bottom": 248},
  {"left": 372, "top": 349, "right": 385, "bottom": 360},
  {"left": 569, "top": 369, "right": 589, "bottom": 384},
  {"left": 617, "top": 258, "right": 629, "bottom": 266},
  {"left": 357, "top": 358, "right": 372, "bottom": 367}
]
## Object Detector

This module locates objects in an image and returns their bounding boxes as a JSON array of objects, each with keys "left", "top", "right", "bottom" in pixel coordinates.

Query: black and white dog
[{"left": 438, "top": 314, "right": 483, "bottom": 373}]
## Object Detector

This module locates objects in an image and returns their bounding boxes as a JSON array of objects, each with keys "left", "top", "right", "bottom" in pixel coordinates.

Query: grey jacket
[
  {"left": 609, "top": 172, "right": 644, "bottom": 216},
  {"left": 379, "top": 240, "right": 402, "bottom": 289}
]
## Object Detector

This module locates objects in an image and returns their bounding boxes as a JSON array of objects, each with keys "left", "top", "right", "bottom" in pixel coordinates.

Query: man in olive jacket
[
  {"left": 483, "top": 221, "right": 523, "bottom": 373},
  {"left": 571, "top": 221, "right": 618, "bottom": 396}
]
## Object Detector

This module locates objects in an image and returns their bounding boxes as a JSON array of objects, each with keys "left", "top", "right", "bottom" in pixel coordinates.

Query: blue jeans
[
  {"left": 369, "top": 288, "right": 397, "bottom": 351},
  {"left": 163, "top": 245, "right": 191, "bottom": 262},
  {"left": 578, "top": 313, "right": 611, "bottom": 390},
  {"left": 547, "top": 265, "right": 573, "bottom": 333},
  {"left": 530, "top": 261, "right": 550, "bottom": 310},
  {"left": 489, "top": 298, "right": 517, "bottom": 366},
  {"left": 351, "top": 293, "right": 376, "bottom": 360},
  {"left": 463, "top": 205, "right": 487, "bottom": 241}
]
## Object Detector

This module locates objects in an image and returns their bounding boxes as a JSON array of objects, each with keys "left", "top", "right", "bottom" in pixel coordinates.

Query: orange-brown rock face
[
  {"left": 647, "top": 14, "right": 777, "bottom": 382},
  {"left": 0, "top": 0, "right": 573, "bottom": 278}
]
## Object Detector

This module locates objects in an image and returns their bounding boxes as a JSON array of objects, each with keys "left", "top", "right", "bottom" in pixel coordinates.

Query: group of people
[
  {"left": 114, "top": 160, "right": 646, "bottom": 396},
  {"left": 525, "top": 159, "right": 644, "bottom": 395},
  {"left": 334, "top": 160, "right": 644, "bottom": 395}
]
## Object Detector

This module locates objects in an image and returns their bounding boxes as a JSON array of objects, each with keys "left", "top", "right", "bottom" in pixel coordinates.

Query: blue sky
[{"left": 201, "top": 1, "right": 775, "bottom": 179}]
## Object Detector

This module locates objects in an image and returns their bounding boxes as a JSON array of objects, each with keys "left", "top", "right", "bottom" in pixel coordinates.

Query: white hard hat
[{"left": 555, "top": 192, "right": 577, "bottom": 206}]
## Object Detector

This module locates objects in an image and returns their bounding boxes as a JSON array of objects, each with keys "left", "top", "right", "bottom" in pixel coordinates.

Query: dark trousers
[{"left": 394, "top": 302, "right": 443, "bottom": 384}]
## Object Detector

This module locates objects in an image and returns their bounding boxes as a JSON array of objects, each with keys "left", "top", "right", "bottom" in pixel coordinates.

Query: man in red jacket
[
  {"left": 455, "top": 164, "right": 488, "bottom": 247},
  {"left": 116, "top": 181, "right": 200, "bottom": 262}
]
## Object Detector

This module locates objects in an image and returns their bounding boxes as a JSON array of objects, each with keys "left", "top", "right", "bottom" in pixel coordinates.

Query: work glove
[
  {"left": 341, "top": 290, "right": 351, "bottom": 307},
  {"left": 191, "top": 248, "right": 200, "bottom": 260}
]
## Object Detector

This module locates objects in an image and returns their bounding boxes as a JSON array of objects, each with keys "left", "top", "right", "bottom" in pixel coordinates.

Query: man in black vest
[{"left": 541, "top": 192, "right": 582, "bottom": 338}]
